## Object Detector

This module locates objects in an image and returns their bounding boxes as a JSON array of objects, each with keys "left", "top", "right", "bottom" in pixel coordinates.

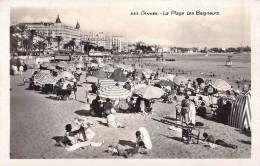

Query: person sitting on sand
[
  {"left": 128, "top": 97, "right": 135, "bottom": 112},
  {"left": 107, "top": 110, "right": 124, "bottom": 128},
  {"left": 203, "top": 132, "right": 238, "bottom": 149},
  {"left": 62, "top": 120, "right": 103, "bottom": 151},
  {"left": 91, "top": 96, "right": 103, "bottom": 117},
  {"left": 103, "top": 98, "right": 113, "bottom": 117},
  {"left": 136, "top": 127, "right": 152, "bottom": 150},
  {"left": 197, "top": 102, "right": 207, "bottom": 117}
]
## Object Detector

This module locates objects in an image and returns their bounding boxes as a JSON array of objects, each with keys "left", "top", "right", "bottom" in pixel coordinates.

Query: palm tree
[
  {"left": 16, "top": 24, "right": 28, "bottom": 53},
  {"left": 69, "top": 38, "right": 76, "bottom": 53},
  {"left": 45, "top": 36, "right": 52, "bottom": 49},
  {"left": 55, "top": 36, "right": 63, "bottom": 51},
  {"left": 10, "top": 25, "right": 20, "bottom": 54}
]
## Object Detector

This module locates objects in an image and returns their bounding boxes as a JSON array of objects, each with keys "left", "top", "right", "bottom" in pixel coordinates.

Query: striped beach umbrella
[
  {"left": 34, "top": 73, "right": 57, "bottom": 85},
  {"left": 99, "top": 79, "right": 116, "bottom": 87},
  {"left": 228, "top": 91, "right": 251, "bottom": 131},
  {"left": 172, "top": 76, "right": 188, "bottom": 86},
  {"left": 211, "top": 79, "right": 231, "bottom": 91},
  {"left": 97, "top": 86, "right": 131, "bottom": 100},
  {"left": 133, "top": 85, "right": 165, "bottom": 99}
]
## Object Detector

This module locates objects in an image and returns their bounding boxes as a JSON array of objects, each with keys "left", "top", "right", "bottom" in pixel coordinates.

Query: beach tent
[
  {"left": 99, "top": 79, "right": 116, "bottom": 87},
  {"left": 92, "top": 70, "right": 107, "bottom": 79},
  {"left": 211, "top": 79, "right": 231, "bottom": 91},
  {"left": 109, "top": 68, "right": 127, "bottom": 82},
  {"left": 97, "top": 86, "right": 131, "bottom": 100},
  {"left": 34, "top": 73, "right": 57, "bottom": 85},
  {"left": 228, "top": 91, "right": 251, "bottom": 131},
  {"left": 172, "top": 76, "right": 188, "bottom": 86},
  {"left": 133, "top": 85, "right": 165, "bottom": 99}
]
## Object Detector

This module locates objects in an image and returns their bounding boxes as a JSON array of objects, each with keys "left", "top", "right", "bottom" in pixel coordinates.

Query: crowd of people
[{"left": 12, "top": 55, "right": 247, "bottom": 156}]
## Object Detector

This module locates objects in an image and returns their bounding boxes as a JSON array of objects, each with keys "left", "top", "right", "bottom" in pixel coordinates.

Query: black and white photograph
[{"left": 0, "top": 0, "right": 260, "bottom": 165}]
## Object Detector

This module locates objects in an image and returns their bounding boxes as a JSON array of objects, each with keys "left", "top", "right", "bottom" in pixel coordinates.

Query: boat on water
[
  {"left": 225, "top": 55, "right": 233, "bottom": 66},
  {"left": 165, "top": 59, "right": 176, "bottom": 61},
  {"left": 204, "top": 52, "right": 209, "bottom": 57}
]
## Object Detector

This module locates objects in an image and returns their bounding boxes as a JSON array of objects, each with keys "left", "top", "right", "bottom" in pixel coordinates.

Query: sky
[{"left": 10, "top": 1, "right": 251, "bottom": 48}]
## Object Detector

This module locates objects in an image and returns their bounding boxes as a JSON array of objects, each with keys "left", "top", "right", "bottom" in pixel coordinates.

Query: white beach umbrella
[{"left": 211, "top": 79, "right": 231, "bottom": 91}]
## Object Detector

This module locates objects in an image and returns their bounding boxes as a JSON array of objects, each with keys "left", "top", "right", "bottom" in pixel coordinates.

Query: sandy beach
[{"left": 10, "top": 65, "right": 251, "bottom": 159}]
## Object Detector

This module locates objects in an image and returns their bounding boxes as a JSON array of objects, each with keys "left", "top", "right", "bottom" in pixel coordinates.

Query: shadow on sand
[
  {"left": 160, "top": 134, "right": 183, "bottom": 142},
  {"left": 97, "top": 120, "right": 108, "bottom": 127},
  {"left": 118, "top": 140, "right": 136, "bottom": 148}
]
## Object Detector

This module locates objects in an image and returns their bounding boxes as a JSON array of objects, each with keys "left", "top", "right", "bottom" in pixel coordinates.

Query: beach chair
[
  {"left": 181, "top": 122, "right": 200, "bottom": 144},
  {"left": 175, "top": 104, "right": 182, "bottom": 121}
]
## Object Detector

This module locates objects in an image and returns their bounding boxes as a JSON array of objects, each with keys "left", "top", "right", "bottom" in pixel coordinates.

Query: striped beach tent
[
  {"left": 228, "top": 91, "right": 251, "bottom": 131},
  {"left": 99, "top": 79, "right": 116, "bottom": 87},
  {"left": 211, "top": 79, "right": 231, "bottom": 91},
  {"left": 97, "top": 86, "right": 131, "bottom": 100}
]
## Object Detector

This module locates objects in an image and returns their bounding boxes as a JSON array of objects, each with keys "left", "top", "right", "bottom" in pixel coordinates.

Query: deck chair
[
  {"left": 175, "top": 104, "right": 182, "bottom": 121},
  {"left": 181, "top": 122, "right": 200, "bottom": 144}
]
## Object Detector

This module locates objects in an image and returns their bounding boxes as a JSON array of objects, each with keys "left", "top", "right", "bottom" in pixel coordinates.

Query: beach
[{"left": 10, "top": 54, "right": 251, "bottom": 159}]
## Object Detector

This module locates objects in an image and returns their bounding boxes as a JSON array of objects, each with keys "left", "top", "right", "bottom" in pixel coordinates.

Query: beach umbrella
[
  {"left": 92, "top": 70, "right": 107, "bottom": 79},
  {"left": 133, "top": 85, "right": 165, "bottom": 99},
  {"left": 75, "top": 63, "right": 84, "bottom": 68},
  {"left": 165, "top": 74, "right": 176, "bottom": 81},
  {"left": 109, "top": 68, "right": 127, "bottom": 82},
  {"left": 34, "top": 73, "right": 57, "bottom": 85},
  {"left": 196, "top": 78, "right": 204, "bottom": 85},
  {"left": 142, "top": 68, "right": 153, "bottom": 75},
  {"left": 58, "top": 71, "right": 75, "bottom": 79},
  {"left": 101, "top": 65, "right": 115, "bottom": 73},
  {"left": 38, "top": 70, "right": 51, "bottom": 74},
  {"left": 47, "top": 66, "right": 56, "bottom": 70},
  {"left": 154, "top": 80, "right": 176, "bottom": 87},
  {"left": 99, "top": 79, "right": 116, "bottom": 87},
  {"left": 56, "top": 61, "right": 68, "bottom": 67},
  {"left": 66, "top": 65, "right": 76, "bottom": 71},
  {"left": 211, "top": 79, "right": 231, "bottom": 91},
  {"left": 97, "top": 86, "right": 131, "bottom": 100},
  {"left": 228, "top": 91, "right": 251, "bottom": 131},
  {"left": 88, "top": 63, "right": 98, "bottom": 68},
  {"left": 157, "top": 77, "right": 168, "bottom": 81},
  {"left": 41, "top": 62, "right": 51, "bottom": 68},
  {"left": 114, "top": 64, "right": 123, "bottom": 68},
  {"left": 172, "top": 76, "right": 188, "bottom": 85}
]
